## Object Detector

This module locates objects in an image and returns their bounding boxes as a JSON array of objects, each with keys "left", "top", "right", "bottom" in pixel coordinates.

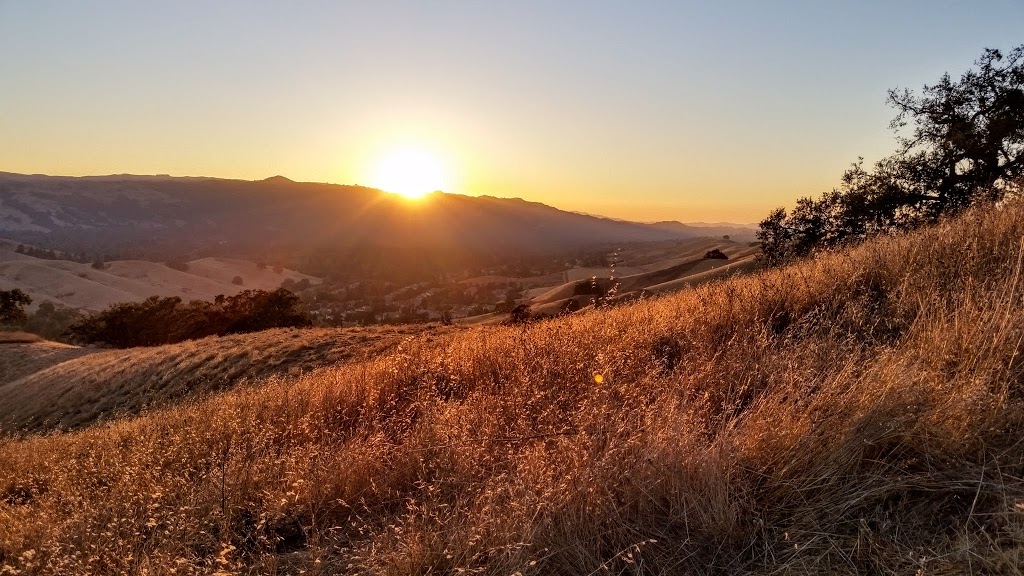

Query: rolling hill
[
  {"left": 0, "top": 172, "right": 755, "bottom": 257},
  {"left": 0, "top": 240, "right": 317, "bottom": 312},
  {"left": 459, "top": 237, "right": 762, "bottom": 321}
]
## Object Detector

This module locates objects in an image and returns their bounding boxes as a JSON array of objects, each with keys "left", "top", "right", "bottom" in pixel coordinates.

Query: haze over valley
[{"left": 0, "top": 171, "right": 757, "bottom": 326}]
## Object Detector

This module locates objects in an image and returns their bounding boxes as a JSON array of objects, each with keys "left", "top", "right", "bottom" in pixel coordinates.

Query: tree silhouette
[
  {"left": 760, "top": 45, "right": 1024, "bottom": 264},
  {"left": 0, "top": 289, "right": 32, "bottom": 327},
  {"left": 888, "top": 47, "right": 1024, "bottom": 212}
]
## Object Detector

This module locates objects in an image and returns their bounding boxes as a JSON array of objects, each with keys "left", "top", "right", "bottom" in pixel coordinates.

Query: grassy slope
[
  {"left": 506, "top": 240, "right": 760, "bottom": 320},
  {"left": 0, "top": 325, "right": 449, "bottom": 435},
  {"left": 3, "top": 203, "right": 1024, "bottom": 574},
  {"left": 0, "top": 339, "right": 91, "bottom": 383}
]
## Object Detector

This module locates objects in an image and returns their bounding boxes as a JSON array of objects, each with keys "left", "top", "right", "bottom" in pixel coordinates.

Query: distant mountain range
[
  {"left": 0, "top": 172, "right": 757, "bottom": 256},
  {"left": 646, "top": 220, "right": 758, "bottom": 241}
]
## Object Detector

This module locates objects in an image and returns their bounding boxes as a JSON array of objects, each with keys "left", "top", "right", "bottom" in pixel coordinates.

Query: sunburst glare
[{"left": 367, "top": 147, "right": 451, "bottom": 199}]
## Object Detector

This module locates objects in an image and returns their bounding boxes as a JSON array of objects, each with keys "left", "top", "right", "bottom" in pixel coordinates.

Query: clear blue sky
[{"left": 1, "top": 1, "right": 1022, "bottom": 222}]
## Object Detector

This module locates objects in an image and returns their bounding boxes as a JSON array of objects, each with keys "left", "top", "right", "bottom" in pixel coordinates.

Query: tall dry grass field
[
  {"left": 0, "top": 325, "right": 448, "bottom": 435},
  {"left": 4, "top": 202, "right": 1024, "bottom": 574}
]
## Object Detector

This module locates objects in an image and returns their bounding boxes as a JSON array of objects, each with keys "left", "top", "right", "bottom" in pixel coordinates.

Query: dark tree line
[
  {"left": 13, "top": 244, "right": 92, "bottom": 263},
  {"left": 69, "top": 288, "right": 311, "bottom": 348},
  {"left": 759, "top": 46, "right": 1024, "bottom": 264}
]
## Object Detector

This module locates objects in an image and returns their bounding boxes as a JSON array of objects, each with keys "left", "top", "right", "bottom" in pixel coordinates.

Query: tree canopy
[
  {"left": 0, "top": 289, "right": 32, "bottom": 327},
  {"left": 759, "top": 45, "right": 1024, "bottom": 264}
]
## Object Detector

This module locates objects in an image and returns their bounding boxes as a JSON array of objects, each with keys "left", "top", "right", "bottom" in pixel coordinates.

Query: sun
[{"left": 367, "top": 147, "right": 451, "bottom": 199}]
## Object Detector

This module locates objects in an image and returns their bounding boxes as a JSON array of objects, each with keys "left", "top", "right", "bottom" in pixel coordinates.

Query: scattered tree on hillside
[
  {"left": 704, "top": 249, "right": 729, "bottom": 260},
  {"left": 232, "top": 275, "right": 244, "bottom": 285},
  {"left": 759, "top": 45, "right": 1024, "bottom": 264},
  {"left": 91, "top": 257, "right": 106, "bottom": 270},
  {"left": 0, "top": 288, "right": 32, "bottom": 327}
]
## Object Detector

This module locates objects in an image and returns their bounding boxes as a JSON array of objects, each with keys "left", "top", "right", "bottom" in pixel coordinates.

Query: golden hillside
[
  {"left": 3, "top": 202, "right": 1024, "bottom": 574},
  {"left": 0, "top": 240, "right": 318, "bottom": 312},
  {"left": 0, "top": 325, "right": 448, "bottom": 435}
]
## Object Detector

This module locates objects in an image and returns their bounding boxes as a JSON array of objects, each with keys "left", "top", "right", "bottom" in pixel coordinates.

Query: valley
[{"left": 0, "top": 176, "right": 759, "bottom": 331}]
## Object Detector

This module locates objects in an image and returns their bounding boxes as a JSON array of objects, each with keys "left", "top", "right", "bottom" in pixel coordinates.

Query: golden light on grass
[
  {"left": 5, "top": 199, "right": 1024, "bottom": 573},
  {"left": 366, "top": 146, "right": 452, "bottom": 199}
]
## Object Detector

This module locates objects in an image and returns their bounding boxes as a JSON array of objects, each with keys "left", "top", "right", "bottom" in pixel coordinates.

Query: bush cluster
[{"left": 68, "top": 288, "right": 311, "bottom": 348}]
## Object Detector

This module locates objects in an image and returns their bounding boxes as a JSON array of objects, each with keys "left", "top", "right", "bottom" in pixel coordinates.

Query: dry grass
[
  {"left": 4, "top": 202, "right": 1024, "bottom": 574},
  {"left": 0, "top": 325, "right": 450, "bottom": 435},
  {"left": 0, "top": 332, "right": 44, "bottom": 345},
  {"left": 0, "top": 339, "right": 90, "bottom": 385}
]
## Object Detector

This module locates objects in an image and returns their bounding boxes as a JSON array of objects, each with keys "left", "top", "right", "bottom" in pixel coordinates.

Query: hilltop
[{"left": 2, "top": 201, "right": 1023, "bottom": 573}]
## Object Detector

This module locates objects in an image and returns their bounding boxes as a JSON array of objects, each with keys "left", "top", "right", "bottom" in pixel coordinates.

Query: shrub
[
  {"left": 509, "top": 303, "right": 531, "bottom": 324},
  {"left": 572, "top": 278, "right": 603, "bottom": 296}
]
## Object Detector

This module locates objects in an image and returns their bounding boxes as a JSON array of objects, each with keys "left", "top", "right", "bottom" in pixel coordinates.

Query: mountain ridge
[{"left": 0, "top": 172, "right": 756, "bottom": 257}]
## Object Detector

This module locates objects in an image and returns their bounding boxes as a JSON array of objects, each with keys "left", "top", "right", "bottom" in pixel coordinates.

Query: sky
[{"left": 1, "top": 1, "right": 1022, "bottom": 223}]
